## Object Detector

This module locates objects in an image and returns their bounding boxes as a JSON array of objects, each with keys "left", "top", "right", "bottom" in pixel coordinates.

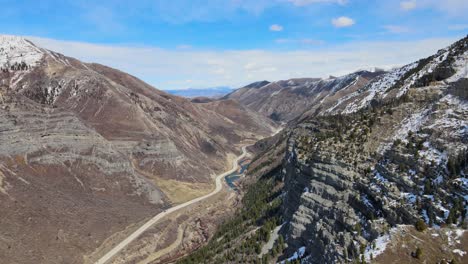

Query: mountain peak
[
  {"left": 353, "top": 67, "right": 386, "bottom": 74},
  {"left": 0, "top": 35, "right": 44, "bottom": 70},
  {"left": 244, "top": 80, "right": 270, "bottom": 89}
]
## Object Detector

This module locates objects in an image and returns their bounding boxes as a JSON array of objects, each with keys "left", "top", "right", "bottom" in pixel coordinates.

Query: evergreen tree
[
  {"left": 415, "top": 219, "right": 427, "bottom": 232},
  {"left": 414, "top": 247, "right": 422, "bottom": 259}
]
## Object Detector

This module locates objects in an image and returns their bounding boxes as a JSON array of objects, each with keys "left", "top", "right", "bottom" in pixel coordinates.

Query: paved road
[{"left": 95, "top": 145, "right": 250, "bottom": 264}]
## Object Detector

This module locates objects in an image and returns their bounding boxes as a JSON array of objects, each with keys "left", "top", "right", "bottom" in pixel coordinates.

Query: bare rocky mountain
[
  {"left": 0, "top": 35, "right": 276, "bottom": 263},
  {"left": 224, "top": 71, "right": 385, "bottom": 123},
  {"left": 179, "top": 36, "right": 468, "bottom": 264}
]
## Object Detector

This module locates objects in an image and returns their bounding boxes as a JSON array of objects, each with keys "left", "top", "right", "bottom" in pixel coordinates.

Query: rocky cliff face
[
  {"left": 0, "top": 35, "right": 276, "bottom": 263},
  {"left": 245, "top": 36, "right": 468, "bottom": 263}
]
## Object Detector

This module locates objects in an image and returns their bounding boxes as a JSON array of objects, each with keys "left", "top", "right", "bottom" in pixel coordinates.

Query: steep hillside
[
  {"left": 193, "top": 99, "right": 277, "bottom": 137},
  {"left": 180, "top": 36, "right": 468, "bottom": 264},
  {"left": 224, "top": 71, "right": 384, "bottom": 122},
  {"left": 0, "top": 35, "right": 275, "bottom": 263}
]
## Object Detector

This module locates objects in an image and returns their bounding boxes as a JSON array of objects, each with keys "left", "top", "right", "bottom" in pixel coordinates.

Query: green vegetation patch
[{"left": 177, "top": 174, "right": 283, "bottom": 264}]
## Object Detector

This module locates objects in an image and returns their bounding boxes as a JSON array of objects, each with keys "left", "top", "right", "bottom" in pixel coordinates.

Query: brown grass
[
  {"left": 375, "top": 226, "right": 467, "bottom": 264},
  {"left": 153, "top": 177, "right": 212, "bottom": 204}
]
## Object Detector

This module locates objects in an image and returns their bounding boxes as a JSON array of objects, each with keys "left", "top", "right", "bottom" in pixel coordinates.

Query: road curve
[{"left": 95, "top": 145, "right": 250, "bottom": 264}]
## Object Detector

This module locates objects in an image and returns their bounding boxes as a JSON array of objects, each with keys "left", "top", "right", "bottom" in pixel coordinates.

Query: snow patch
[
  {"left": 446, "top": 229, "right": 466, "bottom": 246},
  {"left": 394, "top": 109, "right": 431, "bottom": 142},
  {"left": 401, "top": 192, "right": 417, "bottom": 204},
  {"left": 422, "top": 209, "right": 430, "bottom": 224},
  {"left": 434, "top": 201, "right": 450, "bottom": 219},
  {"left": 271, "top": 89, "right": 283, "bottom": 97},
  {"left": 364, "top": 233, "right": 391, "bottom": 261},
  {"left": 362, "top": 194, "right": 374, "bottom": 209},
  {"left": 419, "top": 142, "right": 447, "bottom": 165},
  {"left": 374, "top": 171, "right": 389, "bottom": 183},
  {"left": 447, "top": 50, "right": 468, "bottom": 82},
  {"left": 453, "top": 249, "right": 466, "bottom": 257},
  {"left": 280, "top": 246, "right": 306, "bottom": 263}
]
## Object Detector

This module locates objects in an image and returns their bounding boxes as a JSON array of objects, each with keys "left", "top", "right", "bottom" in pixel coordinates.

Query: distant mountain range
[{"left": 165, "top": 86, "right": 233, "bottom": 98}]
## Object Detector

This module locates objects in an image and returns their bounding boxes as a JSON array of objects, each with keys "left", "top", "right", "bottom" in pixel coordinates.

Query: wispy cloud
[
  {"left": 448, "top": 24, "right": 468, "bottom": 31},
  {"left": 426, "top": 0, "right": 468, "bottom": 16},
  {"left": 286, "top": 0, "right": 348, "bottom": 6},
  {"left": 176, "top": 44, "right": 193, "bottom": 49},
  {"left": 73, "top": 2, "right": 127, "bottom": 34},
  {"left": 332, "top": 16, "right": 355, "bottom": 28},
  {"left": 383, "top": 25, "right": 411, "bottom": 33},
  {"left": 28, "top": 36, "right": 457, "bottom": 90},
  {"left": 132, "top": 0, "right": 352, "bottom": 23},
  {"left": 399, "top": 0, "right": 468, "bottom": 16},
  {"left": 270, "top": 24, "right": 284, "bottom": 31},
  {"left": 275, "top": 38, "right": 324, "bottom": 45},
  {"left": 400, "top": 1, "right": 417, "bottom": 11}
]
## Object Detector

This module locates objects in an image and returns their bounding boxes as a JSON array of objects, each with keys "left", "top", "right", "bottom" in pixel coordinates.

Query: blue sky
[{"left": 1, "top": 0, "right": 467, "bottom": 89}]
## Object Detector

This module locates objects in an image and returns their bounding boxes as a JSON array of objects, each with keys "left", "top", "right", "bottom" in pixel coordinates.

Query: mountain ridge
[{"left": 225, "top": 70, "right": 385, "bottom": 122}]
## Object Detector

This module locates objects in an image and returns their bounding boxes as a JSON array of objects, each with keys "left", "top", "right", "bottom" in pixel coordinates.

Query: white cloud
[
  {"left": 400, "top": 0, "right": 468, "bottom": 15},
  {"left": 448, "top": 24, "right": 468, "bottom": 31},
  {"left": 383, "top": 25, "right": 411, "bottom": 33},
  {"left": 287, "top": 0, "right": 348, "bottom": 6},
  {"left": 270, "top": 24, "right": 284, "bottom": 31},
  {"left": 176, "top": 44, "right": 192, "bottom": 49},
  {"left": 276, "top": 38, "right": 324, "bottom": 45},
  {"left": 400, "top": 1, "right": 417, "bottom": 11},
  {"left": 331, "top": 16, "right": 355, "bottom": 27},
  {"left": 28, "top": 36, "right": 457, "bottom": 90},
  {"left": 300, "top": 38, "right": 325, "bottom": 45},
  {"left": 423, "top": 0, "right": 468, "bottom": 16},
  {"left": 141, "top": 0, "right": 353, "bottom": 23}
]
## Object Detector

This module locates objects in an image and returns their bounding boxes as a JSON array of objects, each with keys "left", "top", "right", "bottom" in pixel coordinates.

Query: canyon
[{"left": 0, "top": 34, "right": 467, "bottom": 264}]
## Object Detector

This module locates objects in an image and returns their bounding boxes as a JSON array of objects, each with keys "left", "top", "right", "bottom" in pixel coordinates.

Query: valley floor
[{"left": 90, "top": 144, "right": 252, "bottom": 264}]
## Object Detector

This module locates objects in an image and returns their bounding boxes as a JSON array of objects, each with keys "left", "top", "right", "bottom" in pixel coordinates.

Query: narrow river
[{"left": 225, "top": 157, "right": 250, "bottom": 190}]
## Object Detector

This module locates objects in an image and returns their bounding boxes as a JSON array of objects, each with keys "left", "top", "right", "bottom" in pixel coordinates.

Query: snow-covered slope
[
  {"left": 0, "top": 35, "right": 44, "bottom": 70},
  {"left": 337, "top": 35, "right": 468, "bottom": 114}
]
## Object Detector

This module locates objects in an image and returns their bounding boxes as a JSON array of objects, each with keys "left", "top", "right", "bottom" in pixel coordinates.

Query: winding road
[{"left": 95, "top": 145, "right": 250, "bottom": 264}]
